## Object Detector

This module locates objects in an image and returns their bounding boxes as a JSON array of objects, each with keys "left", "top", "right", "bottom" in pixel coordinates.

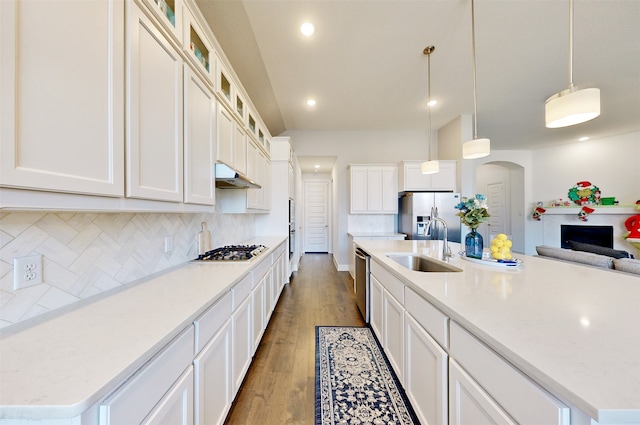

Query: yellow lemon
[
  {"left": 504, "top": 240, "right": 512, "bottom": 248},
  {"left": 505, "top": 252, "right": 513, "bottom": 260},
  {"left": 492, "top": 252, "right": 505, "bottom": 260},
  {"left": 493, "top": 239, "right": 504, "bottom": 248},
  {"left": 490, "top": 245, "right": 499, "bottom": 253},
  {"left": 497, "top": 233, "right": 508, "bottom": 241}
]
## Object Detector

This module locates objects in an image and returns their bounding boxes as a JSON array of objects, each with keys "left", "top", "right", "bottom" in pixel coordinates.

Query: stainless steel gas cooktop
[{"left": 195, "top": 244, "right": 267, "bottom": 261}]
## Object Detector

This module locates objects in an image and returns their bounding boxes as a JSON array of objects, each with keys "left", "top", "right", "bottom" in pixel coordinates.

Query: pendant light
[
  {"left": 421, "top": 45, "right": 439, "bottom": 174},
  {"left": 462, "top": 0, "right": 490, "bottom": 160},
  {"left": 545, "top": 0, "right": 600, "bottom": 128}
]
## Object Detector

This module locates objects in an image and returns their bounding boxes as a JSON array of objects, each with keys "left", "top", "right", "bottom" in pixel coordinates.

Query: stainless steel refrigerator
[{"left": 399, "top": 192, "right": 462, "bottom": 243}]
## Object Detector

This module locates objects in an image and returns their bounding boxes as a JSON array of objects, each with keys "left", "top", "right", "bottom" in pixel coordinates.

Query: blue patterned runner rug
[{"left": 315, "top": 326, "right": 420, "bottom": 424}]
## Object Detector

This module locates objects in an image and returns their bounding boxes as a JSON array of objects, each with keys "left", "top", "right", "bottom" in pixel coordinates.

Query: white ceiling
[{"left": 196, "top": 0, "right": 640, "bottom": 172}]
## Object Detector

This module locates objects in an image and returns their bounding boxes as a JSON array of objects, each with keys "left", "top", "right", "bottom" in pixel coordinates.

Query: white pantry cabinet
[
  {"left": 183, "top": 65, "right": 215, "bottom": 206},
  {"left": 0, "top": 0, "right": 124, "bottom": 197},
  {"left": 398, "top": 160, "right": 457, "bottom": 192},
  {"left": 126, "top": 2, "right": 184, "bottom": 202},
  {"left": 350, "top": 165, "right": 398, "bottom": 214}
]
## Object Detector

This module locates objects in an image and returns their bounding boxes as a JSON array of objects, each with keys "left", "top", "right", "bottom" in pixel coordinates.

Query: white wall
[
  {"left": 284, "top": 130, "right": 427, "bottom": 270},
  {"left": 531, "top": 132, "right": 639, "bottom": 205}
]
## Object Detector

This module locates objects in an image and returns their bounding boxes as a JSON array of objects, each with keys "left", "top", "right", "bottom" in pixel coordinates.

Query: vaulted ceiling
[{"left": 196, "top": 0, "right": 640, "bottom": 153}]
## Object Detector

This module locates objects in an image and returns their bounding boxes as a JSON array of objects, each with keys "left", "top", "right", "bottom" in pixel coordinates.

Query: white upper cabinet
[
  {"left": 234, "top": 125, "right": 248, "bottom": 176},
  {"left": 350, "top": 165, "right": 398, "bottom": 214},
  {"left": 216, "top": 103, "right": 235, "bottom": 168},
  {"left": 182, "top": 4, "right": 213, "bottom": 84},
  {"left": 0, "top": 0, "right": 124, "bottom": 197},
  {"left": 183, "top": 65, "right": 215, "bottom": 206},
  {"left": 126, "top": 2, "right": 184, "bottom": 202},
  {"left": 216, "top": 56, "right": 234, "bottom": 108},
  {"left": 140, "top": 0, "right": 183, "bottom": 44},
  {"left": 398, "top": 160, "right": 457, "bottom": 192}
]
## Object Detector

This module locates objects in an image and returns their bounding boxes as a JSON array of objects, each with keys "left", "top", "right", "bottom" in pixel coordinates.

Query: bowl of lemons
[{"left": 490, "top": 233, "right": 513, "bottom": 261}]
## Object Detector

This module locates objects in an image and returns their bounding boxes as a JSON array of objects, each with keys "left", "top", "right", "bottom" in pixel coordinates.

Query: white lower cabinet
[
  {"left": 252, "top": 275, "right": 266, "bottom": 353},
  {"left": 99, "top": 327, "right": 195, "bottom": 425},
  {"left": 449, "top": 359, "right": 516, "bottom": 425},
  {"left": 382, "top": 288, "right": 404, "bottom": 384},
  {"left": 142, "top": 367, "right": 194, "bottom": 425},
  {"left": 369, "top": 274, "right": 383, "bottom": 342},
  {"left": 194, "top": 321, "right": 232, "bottom": 425},
  {"left": 232, "top": 293, "right": 253, "bottom": 396},
  {"left": 449, "top": 321, "right": 570, "bottom": 425},
  {"left": 404, "top": 312, "right": 448, "bottom": 425}
]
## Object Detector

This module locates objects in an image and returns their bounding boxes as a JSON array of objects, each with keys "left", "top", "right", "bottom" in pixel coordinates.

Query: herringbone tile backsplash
[{"left": 0, "top": 211, "right": 255, "bottom": 328}]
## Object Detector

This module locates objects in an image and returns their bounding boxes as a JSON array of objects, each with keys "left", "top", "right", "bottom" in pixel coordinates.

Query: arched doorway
[{"left": 475, "top": 162, "right": 526, "bottom": 254}]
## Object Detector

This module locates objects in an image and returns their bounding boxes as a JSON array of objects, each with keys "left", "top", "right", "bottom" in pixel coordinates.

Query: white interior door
[
  {"left": 303, "top": 181, "right": 329, "bottom": 252},
  {"left": 486, "top": 182, "right": 506, "bottom": 241}
]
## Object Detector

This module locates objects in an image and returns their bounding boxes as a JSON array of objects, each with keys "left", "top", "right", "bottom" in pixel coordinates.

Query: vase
[{"left": 465, "top": 229, "right": 483, "bottom": 259}]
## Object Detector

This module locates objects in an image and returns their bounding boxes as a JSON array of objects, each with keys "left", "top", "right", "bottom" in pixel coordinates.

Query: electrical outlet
[
  {"left": 14, "top": 254, "right": 43, "bottom": 290},
  {"left": 164, "top": 236, "right": 173, "bottom": 253}
]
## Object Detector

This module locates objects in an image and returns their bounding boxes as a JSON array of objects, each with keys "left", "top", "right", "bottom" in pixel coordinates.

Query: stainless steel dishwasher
[{"left": 354, "top": 247, "right": 370, "bottom": 322}]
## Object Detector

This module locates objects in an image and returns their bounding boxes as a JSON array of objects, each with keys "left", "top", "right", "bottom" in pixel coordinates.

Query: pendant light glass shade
[
  {"left": 421, "top": 160, "right": 440, "bottom": 174},
  {"left": 422, "top": 45, "right": 440, "bottom": 174},
  {"left": 545, "top": 87, "right": 600, "bottom": 128},
  {"left": 463, "top": 138, "right": 490, "bottom": 159},
  {"left": 545, "top": 0, "right": 600, "bottom": 128},
  {"left": 463, "top": 0, "right": 490, "bottom": 160}
]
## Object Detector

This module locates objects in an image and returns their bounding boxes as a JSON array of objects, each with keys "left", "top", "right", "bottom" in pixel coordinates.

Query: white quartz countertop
[
  {"left": 0, "top": 236, "right": 286, "bottom": 420},
  {"left": 355, "top": 239, "right": 640, "bottom": 424}
]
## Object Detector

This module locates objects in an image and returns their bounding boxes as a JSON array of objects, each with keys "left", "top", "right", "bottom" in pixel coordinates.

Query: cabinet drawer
[
  {"left": 450, "top": 322, "right": 570, "bottom": 425},
  {"left": 405, "top": 287, "right": 448, "bottom": 349},
  {"left": 371, "top": 260, "right": 404, "bottom": 304},
  {"left": 194, "top": 292, "right": 232, "bottom": 353},
  {"left": 99, "top": 326, "right": 195, "bottom": 425},
  {"left": 252, "top": 255, "right": 272, "bottom": 285},
  {"left": 232, "top": 274, "right": 253, "bottom": 310}
]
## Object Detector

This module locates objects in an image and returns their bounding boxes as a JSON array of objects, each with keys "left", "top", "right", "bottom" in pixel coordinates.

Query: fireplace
[{"left": 560, "top": 225, "right": 614, "bottom": 249}]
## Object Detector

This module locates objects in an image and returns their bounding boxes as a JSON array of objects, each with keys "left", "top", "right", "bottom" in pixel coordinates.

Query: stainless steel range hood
[{"left": 215, "top": 163, "right": 261, "bottom": 189}]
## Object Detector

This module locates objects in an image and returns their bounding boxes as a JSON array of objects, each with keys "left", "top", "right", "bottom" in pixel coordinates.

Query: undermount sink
[{"left": 387, "top": 254, "right": 462, "bottom": 273}]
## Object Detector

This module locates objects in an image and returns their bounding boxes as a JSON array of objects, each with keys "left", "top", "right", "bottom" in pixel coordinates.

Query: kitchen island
[
  {"left": 356, "top": 238, "right": 640, "bottom": 425},
  {"left": 0, "top": 236, "right": 287, "bottom": 424}
]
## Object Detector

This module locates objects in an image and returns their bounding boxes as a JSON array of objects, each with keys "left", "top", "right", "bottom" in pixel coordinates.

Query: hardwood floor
[{"left": 224, "top": 253, "right": 365, "bottom": 425}]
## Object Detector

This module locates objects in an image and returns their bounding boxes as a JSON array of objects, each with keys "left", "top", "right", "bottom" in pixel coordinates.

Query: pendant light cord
[
  {"left": 427, "top": 49, "right": 432, "bottom": 160},
  {"left": 471, "top": 0, "right": 479, "bottom": 140},
  {"left": 568, "top": 0, "right": 574, "bottom": 91}
]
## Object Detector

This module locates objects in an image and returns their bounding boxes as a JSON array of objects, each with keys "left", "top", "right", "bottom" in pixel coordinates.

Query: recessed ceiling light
[
  {"left": 306, "top": 99, "right": 316, "bottom": 106},
  {"left": 314, "top": 164, "right": 320, "bottom": 169},
  {"left": 427, "top": 99, "right": 437, "bottom": 107},
  {"left": 300, "top": 22, "right": 315, "bottom": 36},
  {"left": 578, "top": 136, "right": 589, "bottom": 141}
]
